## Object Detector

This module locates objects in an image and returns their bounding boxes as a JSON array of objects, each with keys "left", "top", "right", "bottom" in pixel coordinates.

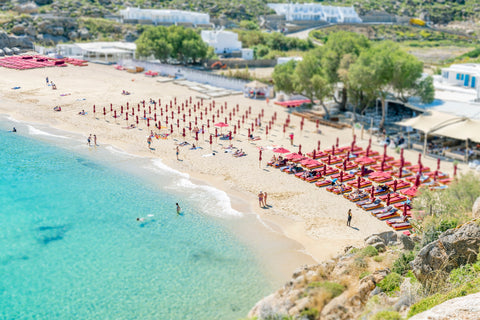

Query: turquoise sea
[{"left": 0, "top": 116, "right": 304, "bottom": 319}]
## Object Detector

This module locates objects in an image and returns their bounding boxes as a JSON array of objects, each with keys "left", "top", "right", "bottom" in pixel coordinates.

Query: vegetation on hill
[{"left": 311, "top": 25, "right": 477, "bottom": 48}]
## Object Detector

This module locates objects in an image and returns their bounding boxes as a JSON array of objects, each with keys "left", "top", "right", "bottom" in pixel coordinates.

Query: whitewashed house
[
  {"left": 119, "top": 7, "right": 210, "bottom": 25},
  {"left": 441, "top": 63, "right": 480, "bottom": 89},
  {"left": 201, "top": 30, "right": 242, "bottom": 54},
  {"left": 267, "top": 3, "right": 362, "bottom": 23}
]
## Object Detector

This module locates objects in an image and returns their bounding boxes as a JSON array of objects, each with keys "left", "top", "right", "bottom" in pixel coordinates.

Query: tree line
[{"left": 272, "top": 31, "right": 435, "bottom": 128}]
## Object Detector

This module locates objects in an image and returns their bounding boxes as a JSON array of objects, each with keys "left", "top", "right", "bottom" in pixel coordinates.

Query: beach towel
[
  {"left": 60, "top": 93, "right": 71, "bottom": 96},
  {"left": 12, "top": 86, "right": 21, "bottom": 90}
]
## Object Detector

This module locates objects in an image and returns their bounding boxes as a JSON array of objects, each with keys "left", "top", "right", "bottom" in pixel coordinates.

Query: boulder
[
  {"left": 472, "top": 196, "right": 480, "bottom": 218},
  {"left": 412, "top": 222, "right": 480, "bottom": 285},
  {"left": 365, "top": 235, "right": 384, "bottom": 246},
  {"left": 409, "top": 292, "right": 480, "bottom": 319},
  {"left": 366, "top": 231, "right": 397, "bottom": 246},
  {"left": 371, "top": 241, "right": 386, "bottom": 252},
  {"left": 11, "top": 24, "right": 26, "bottom": 35},
  {"left": 399, "top": 234, "right": 415, "bottom": 251}
]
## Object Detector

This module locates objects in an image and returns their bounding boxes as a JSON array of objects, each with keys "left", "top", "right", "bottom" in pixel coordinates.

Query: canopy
[
  {"left": 396, "top": 110, "right": 466, "bottom": 134},
  {"left": 431, "top": 118, "right": 480, "bottom": 144},
  {"left": 273, "top": 147, "right": 290, "bottom": 154},
  {"left": 245, "top": 80, "right": 268, "bottom": 90}
]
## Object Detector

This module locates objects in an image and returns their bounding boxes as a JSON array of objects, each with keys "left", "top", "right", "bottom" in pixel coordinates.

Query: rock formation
[
  {"left": 411, "top": 221, "right": 480, "bottom": 286},
  {"left": 409, "top": 292, "right": 480, "bottom": 320}
]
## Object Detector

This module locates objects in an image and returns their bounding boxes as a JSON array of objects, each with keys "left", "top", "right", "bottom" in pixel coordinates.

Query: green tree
[
  {"left": 322, "top": 31, "right": 370, "bottom": 111},
  {"left": 272, "top": 60, "right": 297, "bottom": 94}
]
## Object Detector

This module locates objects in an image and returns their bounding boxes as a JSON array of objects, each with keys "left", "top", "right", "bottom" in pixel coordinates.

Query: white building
[
  {"left": 56, "top": 42, "right": 136, "bottom": 63},
  {"left": 267, "top": 3, "right": 362, "bottom": 23},
  {"left": 119, "top": 7, "right": 210, "bottom": 25},
  {"left": 201, "top": 30, "right": 242, "bottom": 54},
  {"left": 441, "top": 63, "right": 479, "bottom": 90},
  {"left": 241, "top": 48, "right": 254, "bottom": 60}
]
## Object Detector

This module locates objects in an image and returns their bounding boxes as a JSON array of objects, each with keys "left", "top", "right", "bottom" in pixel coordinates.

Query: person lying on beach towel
[
  {"left": 190, "top": 144, "right": 201, "bottom": 150},
  {"left": 60, "top": 93, "right": 71, "bottom": 96},
  {"left": 177, "top": 141, "right": 190, "bottom": 146},
  {"left": 53, "top": 106, "right": 62, "bottom": 112},
  {"left": 122, "top": 90, "right": 131, "bottom": 95},
  {"left": 123, "top": 124, "right": 136, "bottom": 129},
  {"left": 248, "top": 134, "right": 261, "bottom": 141},
  {"left": 12, "top": 86, "right": 21, "bottom": 90},
  {"left": 78, "top": 110, "right": 87, "bottom": 115}
]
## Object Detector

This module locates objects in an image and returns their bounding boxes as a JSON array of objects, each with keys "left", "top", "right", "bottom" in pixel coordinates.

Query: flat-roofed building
[
  {"left": 267, "top": 3, "right": 362, "bottom": 23},
  {"left": 119, "top": 7, "right": 210, "bottom": 26},
  {"left": 201, "top": 30, "right": 242, "bottom": 54},
  {"left": 56, "top": 42, "right": 136, "bottom": 63},
  {"left": 441, "top": 63, "right": 480, "bottom": 90}
]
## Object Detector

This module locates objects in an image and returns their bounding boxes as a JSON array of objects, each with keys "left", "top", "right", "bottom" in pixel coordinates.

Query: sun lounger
[
  {"left": 307, "top": 151, "right": 328, "bottom": 159},
  {"left": 326, "top": 185, "right": 352, "bottom": 194},
  {"left": 406, "top": 165, "right": 430, "bottom": 173},
  {"left": 391, "top": 222, "right": 412, "bottom": 230},
  {"left": 386, "top": 180, "right": 411, "bottom": 190},
  {"left": 347, "top": 179, "right": 372, "bottom": 189},
  {"left": 356, "top": 198, "right": 374, "bottom": 207},
  {"left": 392, "top": 170, "right": 413, "bottom": 178},
  {"left": 321, "top": 156, "right": 342, "bottom": 165},
  {"left": 315, "top": 179, "right": 331, "bottom": 187},
  {"left": 335, "top": 162, "right": 358, "bottom": 171},
  {"left": 362, "top": 202, "right": 383, "bottom": 211},
  {"left": 369, "top": 175, "right": 393, "bottom": 183},
  {"left": 330, "top": 172, "right": 355, "bottom": 182},
  {"left": 376, "top": 211, "right": 400, "bottom": 220},
  {"left": 370, "top": 206, "right": 394, "bottom": 215},
  {"left": 391, "top": 160, "right": 412, "bottom": 167},
  {"left": 344, "top": 193, "right": 369, "bottom": 202},
  {"left": 372, "top": 155, "right": 395, "bottom": 162},
  {"left": 439, "top": 178, "right": 454, "bottom": 185},
  {"left": 304, "top": 174, "right": 322, "bottom": 183}
]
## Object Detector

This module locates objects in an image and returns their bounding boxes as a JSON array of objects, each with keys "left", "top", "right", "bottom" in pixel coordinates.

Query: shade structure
[
  {"left": 273, "top": 147, "right": 290, "bottom": 154},
  {"left": 396, "top": 110, "right": 465, "bottom": 134},
  {"left": 431, "top": 118, "right": 480, "bottom": 143},
  {"left": 285, "top": 153, "right": 304, "bottom": 161},
  {"left": 214, "top": 122, "right": 228, "bottom": 128}
]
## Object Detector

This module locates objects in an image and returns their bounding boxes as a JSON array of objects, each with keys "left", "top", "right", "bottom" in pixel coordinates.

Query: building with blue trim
[{"left": 441, "top": 63, "right": 479, "bottom": 89}]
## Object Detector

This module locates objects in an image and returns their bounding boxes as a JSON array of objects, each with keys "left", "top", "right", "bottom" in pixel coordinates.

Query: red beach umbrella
[
  {"left": 323, "top": 165, "right": 327, "bottom": 176},
  {"left": 393, "top": 179, "right": 398, "bottom": 192},
  {"left": 114, "top": 110, "right": 117, "bottom": 119},
  {"left": 312, "top": 149, "right": 316, "bottom": 159},
  {"left": 183, "top": 128, "right": 186, "bottom": 137},
  {"left": 336, "top": 137, "right": 339, "bottom": 147},
  {"left": 454, "top": 164, "right": 457, "bottom": 177},
  {"left": 147, "top": 118, "right": 150, "bottom": 127},
  {"left": 195, "top": 131, "right": 198, "bottom": 141},
  {"left": 103, "top": 107, "right": 106, "bottom": 116},
  {"left": 136, "top": 115, "right": 139, "bottom": 124},
  {"left": 93, "top": 105, "right": 95, "bottom": 114},
  {"left": 125, "top": 113, "right": 128, "bottom": 121},
  {"left": 370, "top": 185, "right": 375, "bottom": 198},
  {"left": 273, "top": 147, "right": 290, "bottom": 154},
  {"left": 357, "top": 176, "right": 361, "bottom": 189},
  {"left": 414, "top": 173, "right": 421, "bottom": 187},
  {"left": 298, "top": 144, "right": 302, "bottom": 155},
  {"left": 386, "top": 193, "right": 391, "bottom": 206},
  {"left": 339, "top": 171, "right": 344, "bottom": 183},
  {"left": 317, "top": 141, "right": 321, "bottom": 151}
]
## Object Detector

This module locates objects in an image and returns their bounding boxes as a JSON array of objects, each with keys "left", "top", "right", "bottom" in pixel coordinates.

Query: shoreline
[{"left": 0, "top": 63, "right": 469, "bottom": 270}]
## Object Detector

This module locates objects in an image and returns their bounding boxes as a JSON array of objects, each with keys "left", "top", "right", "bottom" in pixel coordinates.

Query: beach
[{"left": 0, "top": 62, "right": 465, "bottom": 268}]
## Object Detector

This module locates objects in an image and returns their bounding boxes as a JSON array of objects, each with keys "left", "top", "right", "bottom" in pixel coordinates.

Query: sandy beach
[{"left": 0, "top": 62, "right": 466, "bottom": 267}]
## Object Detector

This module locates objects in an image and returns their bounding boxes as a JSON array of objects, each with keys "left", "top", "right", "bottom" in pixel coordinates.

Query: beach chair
[
  {"left": 347, "top": 178, "right": 372, "bottom": 189},
  {"left": 362, "top": 200, "right": 383, "bottom": 211},
  {"left": 315, "top": 179, "right": 331, "bottom": 188},
  {"left": 344, "top": 192, "right": 369, "bottom": 202},
  {"left": 386, "top": 180, "right": 411, "bottom": 190},
  {"left": 321, "top": 156, "right": 342, "bottom": 165},
  {"left": 369, "top": 175, "right": 393, "bottom": 183},
  {"left": 327, "top": 185, "right": 352, "bottom": 194},
  {"left": 307, "top": 151, "right": 328, "bottom": 159},
  {"left": 391, "top": 222, "right": 412, "bottom": 231},
  {"left": 406, "top": 164, "right": 430, "bottom": 173},
  {"left": 370, "top": 206, "right": 394, "bottom": 215},
  {"left": 376, "top": 211, "right": 400, "bottom": 220},
  {"left": 370, "top": 163, "right": 393, "bottom": 172},
  {"left": 391, "top": 160, "right": 412, "bottom": 167},
  {"left": 335, "top": 162, "right": 358, "bottom": 171}
]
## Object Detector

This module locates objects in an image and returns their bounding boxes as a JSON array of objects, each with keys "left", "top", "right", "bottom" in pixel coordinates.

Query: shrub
[
  {"left": 449, "top": 255, "right": 480, "bottom": 286},
  {"left": 373, "top": 255, "right": 384, "bottom": 263},
  {"left": 354, "top": 257, "right": 368, "bottom": 269},
  {"left": 371, "top": 310, "right": 402, "bottom": 320},
  {"left": 393, "top": 250, "right": 416, "bottom": 275},
  {"left": 308, "top": 281, "right": 345, "bottom": 298},
  {"left": 300, "top": 308, "right": 319, "bottom": 320},
  {"left": 378, "top": 272, "right": 402, "bottom": 293},
  {"left": 359, "top": 271, "right": 371, "bottom": 279},
  {"left": 359, "top": 246, "right": 379, "bottom": 257}
]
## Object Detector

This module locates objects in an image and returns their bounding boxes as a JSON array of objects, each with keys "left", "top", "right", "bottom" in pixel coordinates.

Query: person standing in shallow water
[
  {"left": 347, "top": 209, "right": 352, "bottom": 226},
  {"left": 258, "top": 191, "right": 264, "bottom": 208},
  {"left": 176, "top": 203, "right": 181, "bottom": 215}
]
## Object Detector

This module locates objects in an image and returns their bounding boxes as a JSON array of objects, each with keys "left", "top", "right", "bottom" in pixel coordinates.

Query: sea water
[{"left": 0, "top": 117, "right": 278, "bottom": 320}]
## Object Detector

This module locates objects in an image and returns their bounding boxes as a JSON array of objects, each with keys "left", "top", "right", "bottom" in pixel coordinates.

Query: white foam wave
[
  {"left": 174, "top": 177, "right": 242, "bottom": 218},
  {"left": 149, "top": 158, "right": 241, "bottom": 218},
  {"left": 4, "top": 115, "right": 20, "bottom": 123},
  {"left": 150, "top": 158, "right": 189, "bottom": 179},
  {"left": 105, "top": 145, "right": 141, "bottom": 158},
  {"left": 27, "top": 125, "right": 69, "bottom": 139}
]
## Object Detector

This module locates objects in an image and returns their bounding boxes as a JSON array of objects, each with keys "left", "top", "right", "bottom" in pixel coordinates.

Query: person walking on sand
[
  {"left": 46, "top": 77, "right": 49, "bottom": 85},
  {"left": 289, "top": 133, "right": 294, "bottom": 146},
  {"left": 263, "top": 192, "right": 268, "bottom": 207},
  {"left": 176, "top": 146, "right": 180, "bottom": 160},
  {"left": 147, "top": 136, "right": 152, "bottom": 149},
  {"left": 87, "top": 134, "right": 91, "bottom": 146},
  {"left": 176, "top": 203, "right": 181, "bottom": 215},
  {"left": 93, "top": 134, "right": 97, "bottom": 146},
  {"left": 347, "top": 209, "right": 352, "bottom": 227},
  {"left": 258, "top": 191, "right": 264, "bottom": 208}
]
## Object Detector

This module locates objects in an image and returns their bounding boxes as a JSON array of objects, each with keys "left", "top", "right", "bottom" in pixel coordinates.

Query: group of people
[
  {"left": 87, "top": 134, "right": 97, "bottom": 147},
  {"left": 258, "top": 191, "right": 268, "bottom": 208},
  {"left": 46, "top": 77, "right": 56, "bottom": 90}
]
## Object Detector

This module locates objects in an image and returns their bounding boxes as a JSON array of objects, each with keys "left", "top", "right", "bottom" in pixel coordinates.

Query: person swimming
[
  {"left": 12, "top": 127, "right": 16, "bottom": 132},
  {"left": 176, "top": 203, "right": 181, "bottom": 215}
]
